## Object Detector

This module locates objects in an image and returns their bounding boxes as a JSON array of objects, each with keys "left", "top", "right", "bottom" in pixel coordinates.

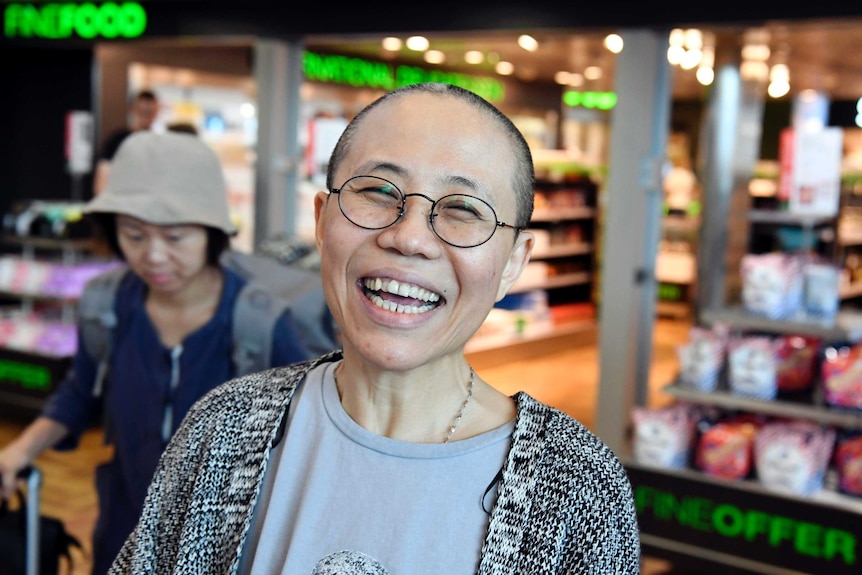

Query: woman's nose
[
  {"left": 378, "top": 195, "right": 441, "bottom": 256},
  {"left": 143, "top": 237, "right": 169, "bottom": 262}
]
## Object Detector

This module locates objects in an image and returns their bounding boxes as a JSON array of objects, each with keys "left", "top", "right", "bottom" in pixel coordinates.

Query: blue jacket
[{"left": 42, "top": 265, "right": 311, "bottom": 575}]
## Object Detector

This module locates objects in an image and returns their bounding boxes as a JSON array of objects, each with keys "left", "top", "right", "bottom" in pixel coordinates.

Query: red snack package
[
  {"left": 835, "top": 435, "right": 862, "bottom": 496},
  {"left": 695, "top": 419, "right": 759, "bottom": 480},
  {"left": 775, "top": 335, "right": 820, "bottom": 393}
]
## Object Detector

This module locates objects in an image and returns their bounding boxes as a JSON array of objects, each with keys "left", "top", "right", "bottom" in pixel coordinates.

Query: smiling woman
[{"left": 107, "top": 83, "right": 640, "bottom": 575}]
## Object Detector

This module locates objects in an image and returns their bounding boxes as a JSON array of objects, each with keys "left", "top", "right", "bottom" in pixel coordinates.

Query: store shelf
[
  {"left": 747, "top": 210, "right": 836, "bottom": 227},
  {"left": 531, "top": 207, "right": 595, "bottom": 222},
  {"left": 531, "top": 242, "right": 592, "bottom": 259},
  {"left": 1, "top": 235, "right": 96, "bottom": 251},
  {"left": 0, "top": 289, "right": 78, "bottom": 304},
  {"left": 509, "top": 271, "right": 591, "bottom": 293},
  {"left": 700, "top": 305, "right": 862, "bottom": 342},
  {"left": 466, "top": 319, "right": 596, "bottom": 370},
  {"left": 663, "top": 381, "right": 862, "bottom": 429}
]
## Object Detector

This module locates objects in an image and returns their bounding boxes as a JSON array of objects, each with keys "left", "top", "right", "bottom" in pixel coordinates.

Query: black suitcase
[{"left": 0, "top": 466, "right": 81, "bottom": 575}]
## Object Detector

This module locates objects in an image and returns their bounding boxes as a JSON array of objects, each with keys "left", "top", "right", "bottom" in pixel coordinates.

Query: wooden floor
[{"left": 1, "top": 317, "right": 692, "bottom": 575}]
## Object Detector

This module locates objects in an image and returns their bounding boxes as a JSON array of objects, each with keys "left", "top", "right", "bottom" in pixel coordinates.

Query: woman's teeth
[{"left": 363, "top": 278, "right": 441, "bottom": 314}]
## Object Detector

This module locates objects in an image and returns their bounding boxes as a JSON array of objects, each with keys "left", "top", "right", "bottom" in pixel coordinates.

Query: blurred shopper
[
  {"left": 93, "top": 89, "right": 159, "bottom": 195},
  {"left": 0, "top": 131, "right": 312, "bottom": 575},
  {"left": 108, "top": 83, "right": 639, "bottom": 574}
]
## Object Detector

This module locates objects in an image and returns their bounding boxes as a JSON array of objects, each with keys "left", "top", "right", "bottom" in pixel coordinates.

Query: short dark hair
[
  {"left": 135, "top": 89, "right": 157, "bottom": 103},
  {"left": 325, "top": 83, "right": 535, "bottom": 228},
  {"left": 91, "top": 214, "right": 229, "bottom": 266}
]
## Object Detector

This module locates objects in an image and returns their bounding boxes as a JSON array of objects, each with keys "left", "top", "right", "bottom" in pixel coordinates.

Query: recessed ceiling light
[
  {"left": 424, "top": 50, "right": 446, "bottom": 64},
  {"left": 381, "top": 37, "right": 402, "bottom": 51},
  {"left": 518, "top": 34, "right": 539, "bottom": 52},
  {"left": 603, "top": 34, "right": 624, "bottom": 54},
  {"left": 464, "top": 50, "right": 484, "bottom": 64},
  {"left": 584, "top": 66, "right": 602, "bottom": 80},
  {"left": 406, "top": 36, "right": 429, "bottom": 51},
  {"left": 495, "top": 61, "right": 515, "bottom": 75}
]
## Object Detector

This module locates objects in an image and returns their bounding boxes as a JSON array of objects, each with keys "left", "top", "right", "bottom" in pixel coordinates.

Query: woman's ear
[
  {"left": 496, "top": 231, "right": 534, "bottom": 302},
  {"left": 313, "top": 191, "right": 329, "bottom": 250}
]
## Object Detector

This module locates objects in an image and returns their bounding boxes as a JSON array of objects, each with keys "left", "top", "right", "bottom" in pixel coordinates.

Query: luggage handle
[{"left": 15, "top": 465, "right": 42, "bottom": 575}]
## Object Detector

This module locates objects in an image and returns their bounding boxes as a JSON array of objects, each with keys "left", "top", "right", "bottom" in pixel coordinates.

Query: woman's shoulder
[
  {"left": 512, "top": 392, "right": 629, "bottom": 481},
  {"left": 189, "top": 351, "right": 342, "bottom": 417}
]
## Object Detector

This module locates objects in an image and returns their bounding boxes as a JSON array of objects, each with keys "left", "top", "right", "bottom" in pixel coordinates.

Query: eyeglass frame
[{"left": 328, "top": 175, "right": 523, "bottom": 248}]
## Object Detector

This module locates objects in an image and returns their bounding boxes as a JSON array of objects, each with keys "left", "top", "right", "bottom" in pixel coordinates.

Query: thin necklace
[{"left": 444, "top": 368, "right": 475, "bottom": 444}]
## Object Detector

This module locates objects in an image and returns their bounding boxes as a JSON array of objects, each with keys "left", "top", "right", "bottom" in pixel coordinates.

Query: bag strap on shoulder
[
  {"left": 77, "top": 266, "right": 127, "bottom": 397},
  {"left": 232, "top": 281, "right": 289, "bottom": 377}
]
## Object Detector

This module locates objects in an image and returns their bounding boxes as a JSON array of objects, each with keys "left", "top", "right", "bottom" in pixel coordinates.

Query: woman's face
[
  {"left": 314, "top": 93, "right": 533, "bottom": 371},
  {"left": 115, "top": 214, "right": 210, "bottom": 294}
]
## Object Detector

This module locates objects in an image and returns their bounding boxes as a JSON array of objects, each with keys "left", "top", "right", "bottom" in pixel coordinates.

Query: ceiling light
[
  {"left": 495, "top": 61, "right": 514, "bottom": 75},
  {"left": 680, "top": 49, "right": 702, "bottom": 70},
  {"left": 740, "top": 60, "right": 769, "bottom": 82},
  {"left": 405, "top": 36, "right": 429, "bottom": 51},
  {"left": 464, "top": 50, "right": 484, "bottom": 64},
  {"left": 381, "top": 37, "right": 402, "bottom": 51},
  {"left": 684, "top": 29, "right": 702, "bottom": 50},
  {"left": 554, "top": 71, "right": 572, "bottom": 85},
  {"left": 424, "top": 50, "right": 445, "bottom": 64},
  {"left": 669, "top": 28, "right": 685, "bottom": 47},
  {"left": 584, "top": 66, "right": 602, "bottom": 80},
  {"left": 741, "top": 44, "right": 770, "bottom": 61},
  {"left": 770, "top": 63, "right": 789, "bottom": 83},
  {"left": 696, "top": 67, "right": 714, "bottom": 86},
  {"left": 604, "top": 34, "right": 624, "bottom": 54},
  {"left": 768, "top": 80, "right": 790, "bottom": 98},
  {"left": 667, "top": 45, "right": 685, "bottom": 66},
  {"left": 518, "top": 34, "right": 539, "bottom": 52}
]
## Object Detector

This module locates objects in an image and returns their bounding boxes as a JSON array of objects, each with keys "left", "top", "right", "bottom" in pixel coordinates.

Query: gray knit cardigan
[{"left": 109, "top": 352, "right": 641, "bottom": 574}]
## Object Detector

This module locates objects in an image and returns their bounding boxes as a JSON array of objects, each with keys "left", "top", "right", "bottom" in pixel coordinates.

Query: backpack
[{"left": 77, "top": 249, "right": 340, "bottom": 397}]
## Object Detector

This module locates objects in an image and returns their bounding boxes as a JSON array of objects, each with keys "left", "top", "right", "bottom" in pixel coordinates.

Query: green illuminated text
[
  {"left": 303, "top": 52, "right": 505, "bottom": 103},
  {"left": 4, "top": 2, "right": 147, "bottom": 39},
  {"left": 0, "top": 359, "right": 51, "bottom": 390},
  {"left": 636, "top": 485, "right": 857, "bottom": 565},
  {"left": 563, "top": 90, "right": 617, "bottom": 110}
]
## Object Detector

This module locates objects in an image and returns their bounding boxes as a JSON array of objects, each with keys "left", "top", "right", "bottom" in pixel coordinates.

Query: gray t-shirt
[{"left": 239, "top": 361, "right": 514, "bottom": 575}]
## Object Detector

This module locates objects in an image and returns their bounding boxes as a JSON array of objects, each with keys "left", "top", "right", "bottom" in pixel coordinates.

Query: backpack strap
[
  {"left": 77, "top": 266, "right": 127, "bottom": 397},
  {"left": 232, "top": 281, "right": 290, "bottom": 376}
]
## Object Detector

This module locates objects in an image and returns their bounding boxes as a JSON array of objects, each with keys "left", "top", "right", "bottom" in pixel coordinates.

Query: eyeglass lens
[{"left": 336, "top": 176, "right": 501, "bottom": 248}]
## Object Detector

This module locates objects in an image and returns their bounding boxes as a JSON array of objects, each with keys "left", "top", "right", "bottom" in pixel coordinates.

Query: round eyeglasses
[{"left": 329, "top": 175, "right": 522, "bottom": 248}]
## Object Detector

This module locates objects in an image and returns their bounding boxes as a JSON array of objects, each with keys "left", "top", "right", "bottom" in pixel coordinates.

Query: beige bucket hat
[{"left": 83, "top": 131, "right": 238, "bottom": 235}]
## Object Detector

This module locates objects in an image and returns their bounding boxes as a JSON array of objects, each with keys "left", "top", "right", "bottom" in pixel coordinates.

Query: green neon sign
[
  {"left": 636, "top": 485, "right": 857, "bottom": 565},
  {"left": 0, "top": 358, "right": 51, "bottom": 390},
  {"left": 303, "top": 52, "right": 505, "bottom": 103},
  {"left": 4, "top": 2, "right": 147, "bottom": 39},
  {"left": 563, "top": 90, "right": 617, "bottom": 110}
]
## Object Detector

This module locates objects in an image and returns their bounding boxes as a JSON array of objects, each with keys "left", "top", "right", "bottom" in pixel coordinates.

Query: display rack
[
  {"left": 629, "top": 191, "right": 862, "bottom": 575},
  {"left": 466, "top": 165, "right": 601, "bottom": 363},
  {"left": 0, "top": 235, "right": 99, "bottom": 420}
]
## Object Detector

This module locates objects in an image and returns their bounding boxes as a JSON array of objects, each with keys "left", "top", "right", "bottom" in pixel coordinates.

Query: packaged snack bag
[
  {"left": 803, "top": 259, "right": 840, "bottom": 320},
  {"left": 774, "top": 335, "right": 820, "bottom": 394},
  {"left": 741, "top": 253, "right": 803, "bottom": 320},
  {"left": 632, "top": 403, "right": 702, "bottom": 470},
  {"left": 834, "top": 434, "right": 862, "bottom": 497},
  {"left": 754, "top": 420, "right": 836, "bottom": 496},
  {"left": 695, "top": 416, "right": 761, "bottom": 480},
  {"left": 822, "top": 343, "right": 862, "bottom": 410},
  {"left": 727, "top": 336, "right": 778, "bottom": 399},
  {"left": 677, "top": 325, "right": 728, "bottom": 392}
]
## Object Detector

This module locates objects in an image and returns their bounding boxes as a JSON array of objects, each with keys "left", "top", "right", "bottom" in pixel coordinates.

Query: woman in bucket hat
[{"left": 0, "top": 131, "right": 313, "bottom": 575}]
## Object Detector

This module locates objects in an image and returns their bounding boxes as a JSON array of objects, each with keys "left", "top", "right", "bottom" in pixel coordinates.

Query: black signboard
[{"left": 627, "top": 463, "right": 862, "bottom": 575}]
